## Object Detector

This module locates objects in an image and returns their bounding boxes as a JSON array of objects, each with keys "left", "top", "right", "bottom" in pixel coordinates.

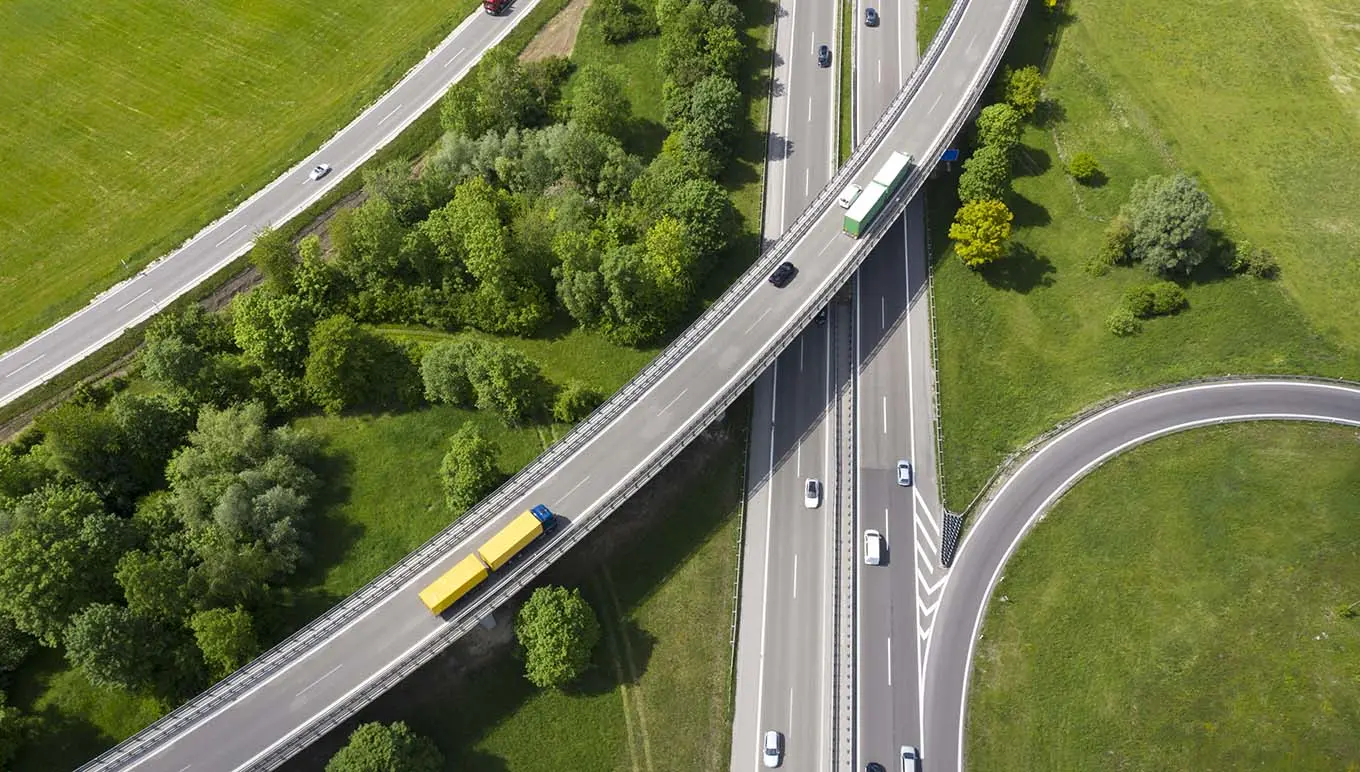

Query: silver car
[
  {"left": 901, "top": 745, "right": 919, "bottom": 770},
  {"left": 896, "top": 460, "right": 912, "bottom": 487},
  {"left": 763, "top": 730, "right": 784, "bottom": 768},
  {"left": 308, "top": 163, "right": 332, "bottom": 181}
]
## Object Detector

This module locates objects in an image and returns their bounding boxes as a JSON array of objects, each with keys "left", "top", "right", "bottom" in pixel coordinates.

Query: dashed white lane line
[
  {"left": 378, "top": 105, "right": 403, "bottom": 125},
  {"left": 793, "top": 554, "right": 799, "bottom": 599},
  {"left": 295, "top": 664, "right": 342, "bottom": 698},
  {"left": 443, "top": 47, "right": 466, "bottom": 66},
  {"left": 6, "top": 354, "right": 44, "bottom": 377},
  {"left": 116, "top": 288, "right": 153, "bottom": 312},
  {"left": 563, "top": 476, "right": 591, "bottom": 499},
  {"left": 745, "top": 308, "right": 773, "bottom": 335},
  {"left": 657, "top": 388, "right": 689, "bottom": 415},
  {"left": 213, "top": 223, "right": 248, "bottom": 248},
  {"left": 887, "top": 636, "right": 893, "bottom": 686}
]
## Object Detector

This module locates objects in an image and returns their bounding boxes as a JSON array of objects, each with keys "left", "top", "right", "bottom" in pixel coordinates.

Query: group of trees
[
  {"left": 0, "top": 396, "right": 321, "bottom": 759},
  {"left": 948, "top": 66, "right": 1046, "bottom": 269}
]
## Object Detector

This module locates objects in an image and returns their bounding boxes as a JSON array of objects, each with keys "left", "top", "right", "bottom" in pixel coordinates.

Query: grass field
[
  {"left": 967, "top": 422, "right": 1360, "bottom": 770},
  {"left": 0, "top": 0, "right": 479, "bottom": 351},
  {"left": 932, "top": 0, "right": 1360, "bottom": 510}
]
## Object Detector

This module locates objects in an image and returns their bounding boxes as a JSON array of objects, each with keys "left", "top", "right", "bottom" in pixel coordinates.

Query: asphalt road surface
[
  {"left": 728, "top": 0, "right": 841, "bottom": 765},
  {"left": 0, "top": 0, "right": 546, "bottom": 407},
  {"left": 82, "top": 0, "right": 1027, "bottom": 766},
  {"left": 922, "top": 380, "right": 1360, "bottom": 771}
]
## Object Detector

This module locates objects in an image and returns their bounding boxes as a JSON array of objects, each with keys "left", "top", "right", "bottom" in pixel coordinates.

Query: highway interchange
[{"left": 0, "top": 0, "right": 1349, "bottom": 770}]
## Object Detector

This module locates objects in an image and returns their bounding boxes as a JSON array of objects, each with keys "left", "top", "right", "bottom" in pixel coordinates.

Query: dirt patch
[{"left": 520, "top": 0, "right": 593, "bottom": 62}]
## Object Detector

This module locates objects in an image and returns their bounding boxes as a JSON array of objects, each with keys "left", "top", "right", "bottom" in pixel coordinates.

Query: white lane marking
[
  {"left": 881, "top": 295, "right": 886, "bottom": 329},
  {"left": 930, "top": 93, "right": 943, "bottom": 112},
  {"left": 921, "top": 572, "right": 947, "bottom": 596},
  {"left": 745, "top": 307, "right": 774, "bottom": 335},
  {"left": 916, "top": 594, "right": 939, "bottom": 617},
  {"left": 295, "top": 664, "right": 342, "bottom": 698},
  {"left": 885, "top": 507, "right": 891, "bottom": 551},
  {"left": 808, "top": 96, "right": 813, "bottom": 122},
  {"left": 213, "top": 223, "right": 248, "bottom": 248},
  {"left": 797, "top": 443, "right": 802, "bottom": 476},
  {"left": 878, "top": 59, "right": 882, "bottom": 84},
  {"left": 754, "top": 367, "right": 778, "bottom": 769},
  {"left": 443, "top": 47, "right": 466, "bottom": 66},
  {"left": 378, "top": 105, "right": 403, "bottom": 125},
  {"left": 789, "top": 687, "right": 795, "bottom": 729},
  {"left": 805, "top": 168, "right": 810, "bottom": 196},
  {"left": 562, "top": 476, "right": 591, "bottom": 499},
  {"left": 882, "top": 395, "right": 888, "bottom": 434},
  {"left": 916, "top": 522, "right": 938, "bottom": 556},
  {"left": 799, "top": 336, "right": 804, "bottom": 372},
  {"left": 953, "top": 409, "right": 1360, "bottom": 770},
  {"left": 915, "top": 488, "right": 938, "bottom": 532},
  {"left": 853, "top": 273, "right": 865, "bottom": 761},
  {"left": 115, "top": 288, "right": 154, "bottom": 312},
  {"left": 657, "top": 388, "right": 689, "bottom": 415},
  {"left": 793, "top": 554, "right": 798, "bottom": 599},
  {"left": 887, "top": 636, "right": 893, "bottom": 686},
  {"left": 175, "top": 766, "right": 192, "bottom": 772},
  {"left": 6, "top": 354, "right": 44, "bottom": 377}
]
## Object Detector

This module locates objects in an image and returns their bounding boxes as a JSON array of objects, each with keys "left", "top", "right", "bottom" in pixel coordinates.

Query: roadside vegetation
[
  {"left": 929, "top": 0, "right": 1360, "bottom": 510},
  {"left": 0, "top": 0, "right": 774, "bottom": 765},
  {"left": 0, "top": 0, "right": 486, "bottom": 352},
  {"left": 968, "top": 422, "right": 1360, "bottom": 769}
]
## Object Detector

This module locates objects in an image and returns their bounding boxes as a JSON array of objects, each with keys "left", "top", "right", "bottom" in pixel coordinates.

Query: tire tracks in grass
[{"left": 595, "top": 566, "right": 655, "bottom": 772}]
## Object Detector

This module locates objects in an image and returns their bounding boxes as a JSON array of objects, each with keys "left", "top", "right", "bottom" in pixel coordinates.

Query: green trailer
[
  {"left": 872, "top": 151, "right": 913, "bottom": 191},
  {"left": 844, "top": 181, "right": 888, "bottom": 238}
]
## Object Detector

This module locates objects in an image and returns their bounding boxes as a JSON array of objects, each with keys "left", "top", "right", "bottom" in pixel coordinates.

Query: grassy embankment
[
  {"left": 0, "top": 0, "right": 484, "bottom": 352},
  {"left": 968, "top": 422, "right": 1360, "bottom": 769},
  {"left": 929, "top": 0, "right": 1360, "bottom": 510}
]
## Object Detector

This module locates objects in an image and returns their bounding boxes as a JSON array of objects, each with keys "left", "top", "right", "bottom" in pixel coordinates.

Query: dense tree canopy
[
  {"left": 949, "top": 199, "right": 1014, "bottom": 269},
  {"left": 957, "top": 143, "right": 1012, "bottom": 203},
  {"left": 515, "top": 586, "right": 601, "bottom": 689},
  {"left": 1120, "top": 173, "right": 1217, "bottom": 275},
  {"left": 325, "top": 721, "right": 444, "bottom": 772},
  {"left": 975, "top": 102, "right": 1022, "bottom": 153},
  {"left": 190, "top": 606, "right": 259, "bottom": 680},
  {"left": 63, "top": 602, "right": 161, "bottom": 691}
]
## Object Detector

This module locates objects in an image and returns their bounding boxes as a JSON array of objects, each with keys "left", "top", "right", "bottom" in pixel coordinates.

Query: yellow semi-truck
[{"left": 418, "top": 505, "right": 559, "bottom": 614}]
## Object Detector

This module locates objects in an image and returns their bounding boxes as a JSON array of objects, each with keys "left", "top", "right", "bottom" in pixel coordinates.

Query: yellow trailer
[
  {"left": 476, "top": 505, "right": 556, "bottom": 570},
  {"left": 418, "top": 554, "right": 490, "bottom": 614}
]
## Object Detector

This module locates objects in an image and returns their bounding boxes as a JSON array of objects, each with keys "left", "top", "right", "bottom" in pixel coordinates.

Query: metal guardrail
[{"left": 78, "top": 0, "right": 1026, "bottom": 767}]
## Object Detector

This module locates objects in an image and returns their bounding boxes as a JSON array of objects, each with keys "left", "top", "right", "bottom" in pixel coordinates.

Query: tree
[
  {"left": 957, "top": 143, "right": 1012, "bottom": 203},
  {"left": 975, "top": 102, "right": 1022, "bottom": 153},
  {"left": 676, "top": 75, "right": 743, "bottom": 168},
  {"left": 140, "top": 307, "right": 249, "bottom": 406},
  {"left": 329, "top": 197, "right": 408, "bottom": 291},
  {"left": 1120, "top": 173, "right": 1216, "bottom": 275},
  {"left": 553, "top": 230, "right": 609, "bottom": 327},
  {"left": 464, "top": 343, "right": 547, "bottom": 424},
  {"left": 1001, "top": 64, "right": 1044, "bottom": 118},
  {"left": 553, "top": 382, "right": 605, "bottom": 423},
  {"left": 948, "top": 199, "right": 1013, "bottom": 269},
  {"left": 0, "top": 691, "right": 29, "bottom": 767},
  {"left": 107, "top": 391, "right": 196, "bottom": 497},
  {"left": 249, "top": 227, "right": 296, "bottom": 292},
  {"left": 664, "top": 178, "right": 737, "bottom": 262},
  {"left": 589, "top": 0, "right": 656, "bottom": 44},
  {"left": 515, "top": 586, "right": 601, "bottom": 689},
  {"left": 35, "top": 402, "right": 133, "bottom": 505},
  {"left": 325, "top": 721, "right": 443, "bottom": 772},
  {"left": 304, "top": 316, "right": 385, "bottom": 414},
  {"left": 1066, "top": 151, "right": 1101, "bottom": 184},
  {"left": 0, "top": 615, "right": 35, "bottom": 675},
  {"left": 231, "top": 290, "right": 315, "bottom": 376},
  {"left": 64, "top": 603, "right": 161, "bottom": 691},
  {"left": 363, "top": 160, "right": 427, "bottom": 225},
  {"left": 704, "top": 23, "right": 746, "bottom": 79},
  {"left": 190, "top": 607, "right": 258, "bottom": 680},
  {"left": 420, "top": 339, "right": 479, "bottom": 406},
  {"left": 116, "top": 549, "right": 195, "bottom": 622},
  {"left": 570, "top": 66, "right": 631, "bottom": 138},
  {"left": 439, "top": 424, "right": 502, "bottom": 512},
  {"left": 0, "top": 444, "right": 49, "bottom": 501},
  {"left": 0, "top": 484, "right": 131, "bottom": 646}
]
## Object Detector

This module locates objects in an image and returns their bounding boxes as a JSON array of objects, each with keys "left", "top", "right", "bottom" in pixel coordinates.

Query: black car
[
  {"left": 865, "top": 7, "right": 879, "bottom": 26},
  {"left": 768, "top": 261, "right": 797, "bottom": 287},
  {"left": 817, "top": 44, "right": 831, "bottom": 68},
  {"left": 865, "top": 764, "right": 886, "bottom": 772},
  {"left": 814, "top": 306, "right": 828, "bottom": 325}
]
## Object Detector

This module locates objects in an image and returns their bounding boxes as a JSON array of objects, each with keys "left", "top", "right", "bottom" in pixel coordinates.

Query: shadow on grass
[
  {"left": 567, "top": 615, "right": 657, "bottom": 696},
  {"left": 1033, "top": 97, "right": 1067, "bottom": 128},
  {"left": 1009, "top": 193, "right": 1051, "bottom": 228},
  {"left": 626, "top": 117, "right": 668, "bottom": 160},
  {"left": 13, "top": 706, "right": 112, "bottom": 772},
  {"left": 1013, "top": 145, "right": 1051, "bottom": 177},
  {"left": 982, "top": 243, "right": 1055, "bottom": 293}
]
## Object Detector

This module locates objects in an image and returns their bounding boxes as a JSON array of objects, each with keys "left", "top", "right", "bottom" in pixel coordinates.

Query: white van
[
  {"left": 838, "top": 183, "right": 863, "bottom": 209},
  {"left": 864, "top": 529, "right": 884, "bottom": 565}
]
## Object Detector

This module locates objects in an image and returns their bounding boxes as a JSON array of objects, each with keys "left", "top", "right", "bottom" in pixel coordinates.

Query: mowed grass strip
[
  {"left": 0, "top": 0, "right": 477, "bottom": 350},
  {"left": 967, "top": 422, "right": 1360, "bottom": 770},
  {"left": 932, "top": 0, "right": 1360, "bottom": 510}
]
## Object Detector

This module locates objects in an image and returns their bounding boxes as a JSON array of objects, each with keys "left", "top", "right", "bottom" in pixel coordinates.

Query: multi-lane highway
[
  {"left": 0, "top": 0, "right": 548, "bottom": 407},
  {"left": 728, "top": 0, "right": 841, "bottom": 764},
  {"left": 73, "top": 0, "right": 1029, "bottom": 766},
  {"left": 923, "top": 379, "right": 1360, "bottom": 770}
]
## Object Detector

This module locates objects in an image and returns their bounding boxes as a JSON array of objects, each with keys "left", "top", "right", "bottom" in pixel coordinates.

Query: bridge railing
[{"left": 77, "top": 0, "right": 1029, "bottom": 767}]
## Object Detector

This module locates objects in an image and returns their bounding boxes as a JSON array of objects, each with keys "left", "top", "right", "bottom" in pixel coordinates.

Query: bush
[
  {"left": 1121, "top": 285, "right": 1156, "bottom": 318},
  {"left": 553, "top": 382, "right": 605, "bottom": 424},
  {"left": 590, "top": 0, "right": 657, "bottom": 44},
  {"left": 1099, "top": 215, "right": 1134, "bottom": 266},
  {"left": 1232, "top": 241, "right": 1280, "bottom": 279},
  {"left": 326, "top": 721, "right": 443, "bottom": 772},
  {"left": 1105, "top": 307, "right": 1142, "bottom": 336},
  {"left": 1122, "top": 281, "right": 1188, "bottom": 318},
  {"left": 515, "top": 586, "right": 601, "bottom": 689},
  {"left": 1067, "top": 152, "right": 1101, "bottom": 183}
]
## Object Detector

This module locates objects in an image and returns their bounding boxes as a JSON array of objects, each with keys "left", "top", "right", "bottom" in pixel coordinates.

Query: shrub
[
  {"left": 1122, "top": 285, "right": 1156, "bottom": 318},
  {"left": 1232, "top": 241, "right": 1280, "bottom": 279},
  {"left": 1067, "top": 152, "right": 1101, "bottom": 184},
  {"left": 1105, "top": 307, "right": 1142, "bottom": 336},
  {"left": 590, "top": 0, "right": 657, "bottom": 44},
  {"left": 1148, "top": 281, "right": 1188, "bottom": 315},
  {"left": 1099, "top": 215, "right": 1134, "bottom": 266},
  {"left": 553, "top": 382, "right": 605, "bottom": 424}
]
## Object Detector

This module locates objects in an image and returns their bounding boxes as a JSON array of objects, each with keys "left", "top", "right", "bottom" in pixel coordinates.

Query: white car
[
  {"left": 308, "top": 163, "right": 332, "bottom": 181},
  {"left": 864, "top": 529, "right": 884, "bottom": 565},
  {"left": 896, "top": 460, "right": 912, "bottom": 487},
  {"left": 763, "top": 730, "right": 784, "bottom": 768},
  {"left": 838, "top": 183, "right": 863, "bottom": 208},
  {"left": 900, "top": 745, "right": 919, "bottom": 770},
  {"left": 803, "top": 478, "right": 821, "bottom": 509}
]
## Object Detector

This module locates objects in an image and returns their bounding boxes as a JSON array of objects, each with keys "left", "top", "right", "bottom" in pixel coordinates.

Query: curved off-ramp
[{"left": 922, "top": 378, "right": 1360, "bottom": 771}]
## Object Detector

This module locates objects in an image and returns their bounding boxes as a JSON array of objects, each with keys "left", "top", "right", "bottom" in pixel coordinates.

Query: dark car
[
  {"left": 769, "top": 261, "right": 797, "bottom": 287},
  {"left": 866, "top": 764, "right": 886, "bottom": 772},
  {"left": 814, "top": 306, "right": 828, "bottom": 325},
  {"left": 817, "top": 44, "right": 831, "bottom": 68},
  {"left": 865, "top": 7, "right": 879, "bottom": 26}
]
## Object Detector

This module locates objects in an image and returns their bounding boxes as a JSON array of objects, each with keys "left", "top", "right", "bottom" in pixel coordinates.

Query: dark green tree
[
  {"left": 231, "top": 289, "right": 315, "bottom": 376},
  {"left": 515, "top": 586, "right": 601, "bottom": 689},
  {"left": 665, "top": 178, "right": 737, "bottom": 262},
  {"left": 248, "top": 226, "right": 297, "bottom": 293},
  {"left": 116, "top": 549, "right": 195, "bottom": 623},
  {"left": 325, "top": 721, "right": 444, "bottom": 772},
  {"left": 363, "top": 160, "right": 428, "bottom": 225},
  {"left": 420, "top": 339, "right": 479, "bottom": 406},
  {"left": 0, "top": 615, "right": 35, "bottom": 676},
  {"left": 570, "top": 65, "right": 632, "bottom": 138},
  {"left": 975, "top": 102, "right": 1022, "bottom": 153},
  {"left": 0, "top": 691, "right": 29, "bottom": 767},
  {"left": 190, "top": 607, "right": 259, "bottom": 680},
  {"left": 304, "top": 316, "right": 387, "bottom": 415},
  {"left": 553, "top": 382, "right": 605, "bottom": 424},
  {"left": 63, "top": 603, "right": 161, "bottom": 692},
  {"left": 957, "top": 143, "right": 1012, "bottom": 203},
  {"left": 439, "top": 423, "right": 502, "bottom": 512},
  {"left": 464, "top": 343, "right": 547, "bottom": 425}
]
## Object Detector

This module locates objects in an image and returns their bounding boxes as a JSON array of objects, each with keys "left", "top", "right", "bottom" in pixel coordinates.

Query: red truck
[{"left": 483, "top": 0, "right": 509, "bottom": 14}]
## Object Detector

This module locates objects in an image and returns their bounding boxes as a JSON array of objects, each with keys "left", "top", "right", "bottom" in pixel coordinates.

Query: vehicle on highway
[
  {"left": 768, "top": 261, "right": 798, "bottom": 288},
  {"left": 844, "top": 150, "right": 915, "bottom": 238},
  {"left": 838, "top": 183, "right": 863, "bottom": 208},
  {"left": 482, "top": 0, "right": 509, "bottom": 13},
  {"left": 418, "top": 505, "right": 558, "bottom": 614},
  {"left": 817, "top": 44, "right": 832, "bottom": 68},
  {"left": 865, "top": 7, "right": 880, "bottom": 26},
  {"left": 763, "top": 730, "right": 784, "bottom": 767},
  {"left": 308, "top": 163, "right": 332, "bottom": 181},
  {"left": 896, "top": 459, "right": 912, "bottom": 487},
  {"left": 815, "top": 306, "right": 828, "bottom": 325},
  {"left": 864, "top": 529, "right": 884, "bottom": 565},
  {"left": 900, "top": 745, "right": 919, "bottom": 770},
  {"left": 866, "top": 763, "right": 886, "bottom": 772},
  {"left": 804, "top": 478, "right": 821, "bottom": 509}
]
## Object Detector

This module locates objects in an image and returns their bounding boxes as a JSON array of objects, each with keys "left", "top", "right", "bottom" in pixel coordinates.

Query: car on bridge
[
  {"left": 308, "top": 163, "right": 332, "bottom": 181},
  {"left": 817, "top": 44, "right": 831, "bottom": 68},
  {"left": 804, "top": 478, "right": 821, "bottom": 509},
  {"left": 768, "top": 261, "right": 798, "bottom": 288},
  {"left": 865, "top": 7, "right": 880, "bottom": 26}
]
